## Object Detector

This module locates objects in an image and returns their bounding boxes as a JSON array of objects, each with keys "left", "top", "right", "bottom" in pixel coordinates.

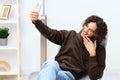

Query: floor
[
  {"left": 102, "top": 70, "right": 120, "bottom": 80},
  {"left": 20, "top": 75, "right": 28, "bottom": 80},
  {"left": 20, "top": 70, "right": 120, "bottom": 80}
]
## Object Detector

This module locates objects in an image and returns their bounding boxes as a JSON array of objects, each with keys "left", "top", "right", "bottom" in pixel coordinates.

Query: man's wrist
[{"left": 90, "top": 51, "right": 96, "bottom": 56}]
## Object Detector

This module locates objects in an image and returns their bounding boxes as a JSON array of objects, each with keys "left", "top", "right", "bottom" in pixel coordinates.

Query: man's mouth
[{"left": 82, "top": 31, "right": 87, "bottom": 36}]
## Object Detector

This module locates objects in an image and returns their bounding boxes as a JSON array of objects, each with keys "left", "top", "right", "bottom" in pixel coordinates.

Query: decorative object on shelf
[
  {"left": 0, "top": 61, "right": 11, "bottom": 72},
  {"left": 0, "top": 27, "right": 9, "bottom": 46},
  {"left": 0, "top": 5, "right": 11, "bottom": 20}
]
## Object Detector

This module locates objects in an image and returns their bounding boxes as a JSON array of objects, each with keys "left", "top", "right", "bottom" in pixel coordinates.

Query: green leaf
[{"left": 0, "top": 27, "right": 9, "bottom": 38}]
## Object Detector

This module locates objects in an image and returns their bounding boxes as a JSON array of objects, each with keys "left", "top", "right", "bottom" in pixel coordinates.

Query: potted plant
[{"left": 0, "top": 27, "right": 9, "bottom": 46}]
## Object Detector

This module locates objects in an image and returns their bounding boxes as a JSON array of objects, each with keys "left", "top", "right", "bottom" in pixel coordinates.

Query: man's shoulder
[
  {"left": 59, "top": 30, "right": 78, "bottom": 38},
  {"left": 69, "top": 30, "right": 77, "bottom": 34}
]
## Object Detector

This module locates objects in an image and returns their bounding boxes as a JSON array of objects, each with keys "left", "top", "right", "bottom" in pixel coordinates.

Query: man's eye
[{"left": 90, "top": 29, "right": 95, "bottom": 33}]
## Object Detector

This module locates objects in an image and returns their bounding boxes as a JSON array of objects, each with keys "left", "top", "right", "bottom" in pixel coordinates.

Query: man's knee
[
  {"left": 42, "top": 60, "right": 59, "bottom": 70},
  {"left": 56, "top": 71, "right": 75, "bottom": 80},
  {"left": 56, "top": 71, "right": 65, "bottom": 80}
]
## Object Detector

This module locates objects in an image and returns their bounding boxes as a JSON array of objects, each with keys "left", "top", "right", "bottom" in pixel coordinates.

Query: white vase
[{"left": 0, "top": 38, "right": 8, "bottom": 46}]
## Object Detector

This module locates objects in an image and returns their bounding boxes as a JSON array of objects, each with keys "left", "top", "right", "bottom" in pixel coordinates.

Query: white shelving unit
[{"left": 0, "top": 0, "right": 20, "bottom": 80}]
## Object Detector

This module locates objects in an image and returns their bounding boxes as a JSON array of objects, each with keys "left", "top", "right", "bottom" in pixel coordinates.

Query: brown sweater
[{"left": 33, "top": 20, "right": 106, "bottom": 80}]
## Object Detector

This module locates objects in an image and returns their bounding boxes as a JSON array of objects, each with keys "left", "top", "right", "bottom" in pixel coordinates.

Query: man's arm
[
  {"left": 88, "top": 46, "right": 106, "bottom": 80},
  {"left": 82, "top": 35, "right": 106, "bottom": 80},
  {"left": 30, "top": 11, "right": 69, "bottom": 45}
]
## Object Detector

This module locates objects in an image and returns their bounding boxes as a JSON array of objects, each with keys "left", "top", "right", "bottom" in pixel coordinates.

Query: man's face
[{"left": 81, "top": 22, "right": 97, "bottom": 38}]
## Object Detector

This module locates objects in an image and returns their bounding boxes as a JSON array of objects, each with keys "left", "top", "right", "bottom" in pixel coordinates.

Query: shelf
[
  {"left": 0, "top": 0, "right": 20, "bottom": 79},
  {"left": 0, "top": 46, "right": 17, "bottom": 50},
  {"left": 0, "top": 20, "right": 16, "bottom": 23},
  {"left": 0, "top": 0, "right": 16, "bottom": 4},
  {"left": 0, "top": 65, "right": 18, "bottom": 76},
  {"left": 0, "top": 52, "right": 18, "bottom": 76},
  {"left": 0, "top": 70, "right": 18, "bottom": 76},
  {"left": 0, "top": 72, "right": 18, "bottom": 76},
  {"left": 0, "top": 20, "right": 17, "bottom": 26}
]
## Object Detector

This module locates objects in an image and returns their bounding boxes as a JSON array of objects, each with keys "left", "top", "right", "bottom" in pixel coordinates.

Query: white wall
[
  {"left": 21, "top": 0, "right": 120, "bottom": 77},
  {"left": 20, "top": 0, "right": 42, "bottom": 74}
]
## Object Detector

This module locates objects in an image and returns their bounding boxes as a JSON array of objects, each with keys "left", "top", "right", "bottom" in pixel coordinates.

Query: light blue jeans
[{"left": 37, "top": 60, "right": 75, "bottom": 80}]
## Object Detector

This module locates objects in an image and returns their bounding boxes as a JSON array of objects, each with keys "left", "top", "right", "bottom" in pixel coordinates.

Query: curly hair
[{"left": 82, "top": 15, "right": 108, "bottom": 44}]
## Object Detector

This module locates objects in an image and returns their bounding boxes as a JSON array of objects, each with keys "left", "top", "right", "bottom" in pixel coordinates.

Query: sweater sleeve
[
  {"left": 88, "top": 45, "right": 106, "bottom": 80},
  {"left": 32, "top": 19, "right": 69, "bottom": 45}
]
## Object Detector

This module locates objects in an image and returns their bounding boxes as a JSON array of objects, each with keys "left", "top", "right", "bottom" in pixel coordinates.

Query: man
[{"left": 30, "top": 11, "right": 108, "bottom": 80}]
